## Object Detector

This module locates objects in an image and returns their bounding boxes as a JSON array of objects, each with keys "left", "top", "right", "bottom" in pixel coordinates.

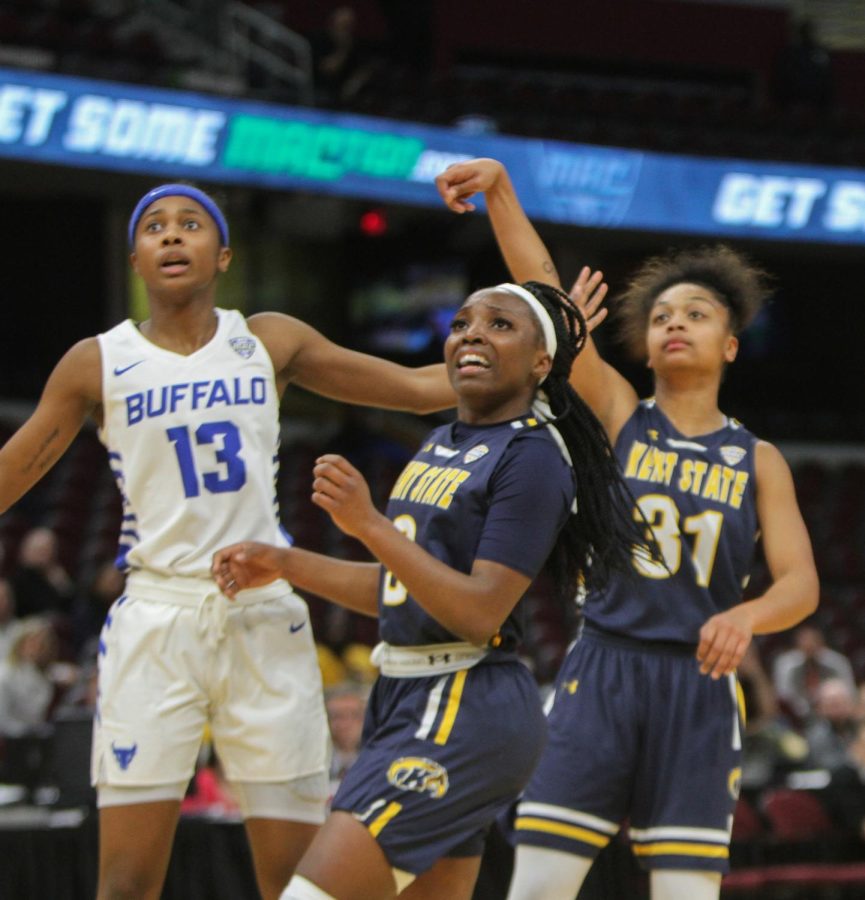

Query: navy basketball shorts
[
  {"left": 514, "top": 627, "right": 743, "bottom": 874},
  {"left": 332, "top": 659, "right": 547, "bottom": 876}
]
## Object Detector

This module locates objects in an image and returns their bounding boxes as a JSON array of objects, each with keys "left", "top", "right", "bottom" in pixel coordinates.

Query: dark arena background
[{"left": 0, "top": 1, "right": 865, "bottom": 897}]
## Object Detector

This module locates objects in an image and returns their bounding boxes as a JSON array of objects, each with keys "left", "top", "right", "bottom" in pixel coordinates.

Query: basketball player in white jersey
[{"left": 0, "top": 184, "right": 455, "bottom": 900}]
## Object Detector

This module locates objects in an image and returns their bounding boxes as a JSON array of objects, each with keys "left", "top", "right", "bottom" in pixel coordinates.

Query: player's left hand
[
  {"left": 312, "top": 454, "right": 378, "bottom": 538},
  {"left": 696, "top": 607, "right": 754, "bottom": 679},
  {"left": 568, "top": 266, "right": 609, "bottom": 334}
]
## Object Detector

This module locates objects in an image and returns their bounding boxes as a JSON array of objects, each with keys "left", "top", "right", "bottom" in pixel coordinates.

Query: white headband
[{"left": 493, "top": 283, "right": 558, "bottom": 363}]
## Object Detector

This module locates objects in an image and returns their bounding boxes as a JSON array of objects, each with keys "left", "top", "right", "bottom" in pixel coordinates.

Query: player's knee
[
  {"left": 650, "top": 869, "right": 722, "bottom": 900},
  {"left": 99, "top": 866, "right": 164, "bottom": 900},
  {"left": 507, "top": 845, "right": 593, "bottom": 900}
]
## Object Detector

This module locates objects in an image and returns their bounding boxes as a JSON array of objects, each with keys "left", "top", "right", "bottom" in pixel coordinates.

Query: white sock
[
  {"left": 651, "top": 869, "right": 722, "bottom": 900},
  {"left": 506, "top": 845, "right": 593, "bottom": 900},
  {"left": 279, "top": 874, "right": 337, "bottom": 900}
]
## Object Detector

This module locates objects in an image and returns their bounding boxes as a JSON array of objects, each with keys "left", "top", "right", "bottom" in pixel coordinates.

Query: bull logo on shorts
[
  {"left": 111, "top": 741, "right": 138, "bottom": 771},
  {"left": 387, "top": 757, "right": 449, "bottom": 799}
]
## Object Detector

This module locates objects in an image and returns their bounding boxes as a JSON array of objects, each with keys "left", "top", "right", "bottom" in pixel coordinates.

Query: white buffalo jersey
[{"left": 98, "top": 308, "right": 289, "bottom": 578}]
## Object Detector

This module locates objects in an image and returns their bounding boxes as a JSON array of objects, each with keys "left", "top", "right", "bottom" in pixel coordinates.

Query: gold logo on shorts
[
  {"left": 728, "top": 766, "right": 742, "bottom": 800},
  {"left": 387, "top": 757, "right": 449, "bottom": 798}
]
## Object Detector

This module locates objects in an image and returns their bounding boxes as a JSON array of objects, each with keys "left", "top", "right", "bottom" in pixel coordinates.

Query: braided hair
[{"left": 520, "top": 280, "right": 655, "bottom": 598}]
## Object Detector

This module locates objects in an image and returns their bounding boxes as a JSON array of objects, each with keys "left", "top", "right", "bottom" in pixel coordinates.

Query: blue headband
[{"left": 127, "top": 184, "right": 229, "bottom": 248}]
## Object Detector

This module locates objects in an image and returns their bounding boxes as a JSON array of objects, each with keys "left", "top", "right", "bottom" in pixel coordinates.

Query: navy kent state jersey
[
  {"left": 584, "top": 399, "right": 759, "bottom": 643},
  {"left": 378, "top": 416, "right": 576, "bottom": 649}
]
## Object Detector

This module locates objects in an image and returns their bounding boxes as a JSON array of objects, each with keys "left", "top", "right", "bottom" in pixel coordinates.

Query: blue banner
[{"left": 0, "top": 66, "right": 864, "bottom": 244}]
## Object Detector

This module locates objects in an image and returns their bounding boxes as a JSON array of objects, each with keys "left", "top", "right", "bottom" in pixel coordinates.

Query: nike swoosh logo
[
  {"left": 289, "top": 621, "right": 307, "bottom": 634},
  {"left": 113, "top": 361, "right": 145, "bottom": 376}
]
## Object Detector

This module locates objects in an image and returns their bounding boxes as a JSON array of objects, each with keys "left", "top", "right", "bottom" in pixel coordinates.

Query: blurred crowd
[
  {"left": 1, "top": 521, "right": 865, "bottom": 853},
  {"left": 739, "top": 623, "right": 865, "bottom": 840}
]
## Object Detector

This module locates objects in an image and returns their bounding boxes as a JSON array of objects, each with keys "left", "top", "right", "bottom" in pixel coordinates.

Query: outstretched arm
[
  {"left": 436, "top": 158, "right": 638, "bottom": 440},
  {"left": 0, "top": 339, "right": 101, "bottom": 515},
  {"left": 695, "top": 442, "right": 819, "bottom": 679},
  {"left": 213, "top": 542, "right": 381, "bottom": 617},
  {"left": 248, "top": 313, "right": 455, "bottom": 414}
]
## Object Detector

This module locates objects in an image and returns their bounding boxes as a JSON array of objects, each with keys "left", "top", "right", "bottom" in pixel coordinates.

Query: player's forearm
[
  {"left": 485, "top": 167, "right": 561, "bottom": 287},
  {"left": 0, "top": 423, "right": 75, "bottom": 514},
  {"left": 357, "top": 517, "right": 512, "bottom": 645},
  {"left": 742, "top": 567, "right": 819, "bottom": 635},
  {"left": 405, "top": 364, "right": 456, "bottom": 414},
  {"left": 281, "top": 547, "right": 380, "bottom": 617}
]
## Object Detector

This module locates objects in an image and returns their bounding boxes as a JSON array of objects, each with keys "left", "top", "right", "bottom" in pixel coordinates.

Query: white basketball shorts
[{"left": 92, "top": 572, "right": 330, "bottom": 792}]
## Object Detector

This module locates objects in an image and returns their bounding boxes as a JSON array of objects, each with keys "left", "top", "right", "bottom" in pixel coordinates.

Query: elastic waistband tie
[{"left": 196, "top": 589, "right": 229, "bottom": 649}]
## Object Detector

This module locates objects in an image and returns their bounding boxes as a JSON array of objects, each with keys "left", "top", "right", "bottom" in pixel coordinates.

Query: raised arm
[
  {"left": 0, "top": 338, "right": 102, "bottom": 514},
  {"left": 436, "top": 158, "right": 638, "bottom": 440},
  {"left": 248, "top": 312, "right": 455, "bottom": 414},
  {"left": 696, "top": 441, "right": 819, "bottom": 679}
]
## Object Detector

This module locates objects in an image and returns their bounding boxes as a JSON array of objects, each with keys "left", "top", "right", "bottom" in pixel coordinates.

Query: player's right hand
[
  {"left": 435, "top": 158, "right": 505, "bottom": 213},
  {"left": 212, "top": 542, "right": 286, "bottom": 598}
]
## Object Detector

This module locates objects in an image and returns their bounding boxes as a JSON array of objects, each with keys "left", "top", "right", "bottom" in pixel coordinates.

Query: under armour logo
[{"left": 427, "top": 652, "right": 451, "bottom": 665}]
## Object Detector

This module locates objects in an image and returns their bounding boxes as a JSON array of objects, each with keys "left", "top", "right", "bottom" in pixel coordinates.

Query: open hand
[{"left": 568, "top": 266, "right": 609, "bottom": 334}]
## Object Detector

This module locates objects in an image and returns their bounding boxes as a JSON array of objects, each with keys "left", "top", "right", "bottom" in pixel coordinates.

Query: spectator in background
[
  {"left": 55, "top": 657, "right": 99, "bottom": 715},
  {"left": 325, "top": 682, "right": 366, "bottom": 790},
  {"left": 738, "top": 642, "right": 808, "bottom": 793},
  {"left": 0, "top": 617, "right": 66, "bottom": 738},
  {"left": 376, "top": 0, "right": 433, "bottom": 78},
  {"left": 820, "top": 719, "right": 865, "bottom": 840},
  {"left": 71, "top": 559, "right": 125, "bottom": 658},
  {"left": 0, "top": 578, "right": 17, "bottom": 661},
  {"left": 774, "top": 17, "right": 834, "bottom": 113},
  {"left": 773, "top": 623, "right": 857, "bottom": 721},
  {"left": 805, "top": 677, "right": 861, "bottom": 771},
  {"left": 341, "top": 641, "right": 377, "bottom": 685},
  {"left": 311, "top": 6, "right": 377, "bottom": 106},
  {"left": 10, "top": 526, "right": 75, "bottom": 619}
]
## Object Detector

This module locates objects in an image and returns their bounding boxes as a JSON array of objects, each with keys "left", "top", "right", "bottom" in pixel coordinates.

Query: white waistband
[
  {"left": 125, "top": 570, "right": 293, "bottom": 607},
  {"left": 371, "top": 641, "right": 488, "bottom": 678}
]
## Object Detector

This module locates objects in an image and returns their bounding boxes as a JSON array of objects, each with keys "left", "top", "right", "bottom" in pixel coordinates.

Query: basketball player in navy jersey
[
  {"left": 213, "top": 281, "right": 649, "bottom": 900},
  {"left": 436, "top": 159, "right": 819, "bottom": 900},
  {"left": 0, "top": 184, "right": 460, "bottom": 900}
]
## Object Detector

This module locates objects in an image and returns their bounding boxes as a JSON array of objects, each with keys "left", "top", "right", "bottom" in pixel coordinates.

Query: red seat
[
  {"left": 760, "top": 788, "right": 834, "bottom": 841},
  {"left": 731, "top": 796, "right": 765, "bottom": 841}
]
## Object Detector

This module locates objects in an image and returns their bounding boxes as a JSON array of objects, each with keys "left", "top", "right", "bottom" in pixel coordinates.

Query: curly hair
[
  {"left": 518, "top": 281, "right": 656, "bottom": 599},
  {"left": 615, "top": 244, "right": 772, "bottom": 358}
]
